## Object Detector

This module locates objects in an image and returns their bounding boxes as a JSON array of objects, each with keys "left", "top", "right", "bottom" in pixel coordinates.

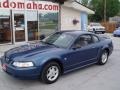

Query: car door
[{"left": 64, "top": 34, "right": 100, "bottom": 70}]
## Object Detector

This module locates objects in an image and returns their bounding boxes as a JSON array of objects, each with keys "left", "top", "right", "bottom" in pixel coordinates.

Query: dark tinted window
[{"left": 74, "top": 35, "right": 92, "bottom": 48}]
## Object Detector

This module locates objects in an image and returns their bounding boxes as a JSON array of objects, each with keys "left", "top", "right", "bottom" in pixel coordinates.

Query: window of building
[
  {"left": 0, "top": 10, "right": 12, "bottom": 44},
  {"left": 27, "top": 11, "right": 38, "bottom": 41},
  {"left": 39, "top": 12, "right": 58, "bottom": 36},
  {"left": 14, "top": 13, "right": 25, "bottom": 42}
]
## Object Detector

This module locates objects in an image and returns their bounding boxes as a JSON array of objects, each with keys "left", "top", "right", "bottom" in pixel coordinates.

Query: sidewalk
[
  {"left": 0, "top": 40, "right": 39, "bottom": 57},
  {"left": 0, "top": 43, "right": 27, "bottom": 57},
  {"left": 0, "top": 44, "right": 16, "bottom": 57}
]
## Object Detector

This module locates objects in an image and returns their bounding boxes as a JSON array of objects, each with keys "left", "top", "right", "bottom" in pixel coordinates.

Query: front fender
[
  {"left": 40, "top": 56, "right": 63, "bottom": 66},
  {"left": 101, "top": 45, "right": 109, "bottom": 51},
  {"left": 37, "top": 56, "right": 64, "bottom": 74},
  {"left": 97, "top": 44, "right": 109, "bottom": 60}
]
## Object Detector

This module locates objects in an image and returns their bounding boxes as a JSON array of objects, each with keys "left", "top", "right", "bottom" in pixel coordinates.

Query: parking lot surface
[{"left": 0, "top": 34, "right": 120, "bottom": 90}]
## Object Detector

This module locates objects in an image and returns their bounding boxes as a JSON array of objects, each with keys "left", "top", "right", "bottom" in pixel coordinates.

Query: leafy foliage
[
  {"left": 81, "top": 0, "right": 89, "bottom": 6},
  {"left": 88, "top": 0, "right": 120, "bottom": 22}
]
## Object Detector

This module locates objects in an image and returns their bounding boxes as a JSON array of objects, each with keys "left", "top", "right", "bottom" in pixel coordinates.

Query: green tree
[
  {"left": 89, "top": 0, "right": 120, "bottom": 22},
  {"left": 81, "top": 0, "right": 89, "bottom": 6}
]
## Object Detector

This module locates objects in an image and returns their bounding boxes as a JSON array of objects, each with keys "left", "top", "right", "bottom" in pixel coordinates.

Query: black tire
[
  {"left": 113, "top": 35, "right": 116, "bottom": 37},
  {"left": 93, "top": 28, "right": 96, "bottom": 33},
  {"left": 98, "top": 50, "right": 109, "bottom": 65},
  {"left": 41, "top": 62, "right": 61, "bottom": 84},
  {"left": 102, "top": 32, "right": 105, "bottom": 34}
]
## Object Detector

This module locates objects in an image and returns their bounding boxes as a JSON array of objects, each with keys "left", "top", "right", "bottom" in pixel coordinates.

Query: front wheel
[
  {"left": 98, "top": 50, "right": 109, "bottom": 65},
  {"left": 41, "top": 62, "right": 61, "bottom": 84}
]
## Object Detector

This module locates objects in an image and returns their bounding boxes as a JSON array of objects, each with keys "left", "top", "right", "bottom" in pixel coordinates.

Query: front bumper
[
  {"left": 94, "top": 29, "right": 106, "bottom": 32},
  {"left": 0, "top": 57, "right": 41, "bottom": 79}
]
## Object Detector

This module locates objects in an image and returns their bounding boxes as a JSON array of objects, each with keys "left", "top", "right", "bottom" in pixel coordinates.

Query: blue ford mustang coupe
[{"left": 1, "top": 31, "right": 113, "bottom": 84}]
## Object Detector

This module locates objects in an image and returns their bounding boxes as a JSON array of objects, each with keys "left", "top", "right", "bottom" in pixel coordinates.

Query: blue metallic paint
[{"left": 0, "top": 31, "right": 113, "bottom": 79}]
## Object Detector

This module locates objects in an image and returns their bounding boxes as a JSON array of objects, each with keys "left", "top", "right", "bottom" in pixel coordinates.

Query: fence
[{"left": 101, "top": 22, "right": 116, "bottom": 33}]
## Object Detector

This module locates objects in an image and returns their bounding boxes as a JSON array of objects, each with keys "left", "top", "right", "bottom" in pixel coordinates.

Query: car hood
[{"left": 4, "top": 42, "right": 62, "bottom": 62}]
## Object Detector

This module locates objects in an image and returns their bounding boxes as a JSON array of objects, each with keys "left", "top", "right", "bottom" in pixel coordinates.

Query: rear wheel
[
  {"left": 41, "top": 62, "right": 61, "bottom": 84},
  {"left": 98, "top": 50, "right": 109, "bottom": 65}
]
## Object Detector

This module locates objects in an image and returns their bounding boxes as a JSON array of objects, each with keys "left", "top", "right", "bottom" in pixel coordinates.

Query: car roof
[{"left": 57, "top": 30, "right": 93, "bottom": 36}]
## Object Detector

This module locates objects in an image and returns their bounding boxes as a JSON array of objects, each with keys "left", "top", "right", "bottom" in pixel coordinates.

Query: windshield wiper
[{"left": 41, "top": 41, "right": 60, "bottom": 48}]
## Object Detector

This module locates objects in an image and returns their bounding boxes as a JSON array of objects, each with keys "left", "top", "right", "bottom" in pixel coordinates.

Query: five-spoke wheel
[
  {"left": 41, "top": 62, "right": 61, "bottom": 84},
  {"left": 98, "top": 50, "right": 109, "bottom": 65}
]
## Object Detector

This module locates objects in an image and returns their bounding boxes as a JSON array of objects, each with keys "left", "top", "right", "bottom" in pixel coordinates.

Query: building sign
[{"left": 0, "top": 0, "right": 59, "bottom": 12}]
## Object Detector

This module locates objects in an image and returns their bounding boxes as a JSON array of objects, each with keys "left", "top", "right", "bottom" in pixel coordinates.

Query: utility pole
[{"left": 104, "top": 0, "right": 106, "bottom": 22}]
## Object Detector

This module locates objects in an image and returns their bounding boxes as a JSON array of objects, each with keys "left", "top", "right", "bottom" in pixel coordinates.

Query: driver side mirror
[
  {"left": 71, "top": 45, "right": 81, "bottom": 50},
  {"left": 40, "top": 34, "right": 45, "bottom": 40}
]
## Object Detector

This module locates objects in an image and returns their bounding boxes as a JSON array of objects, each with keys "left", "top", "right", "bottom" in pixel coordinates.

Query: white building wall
[{"left": 61, "top": 6, "right": 81, "bottom": 30}]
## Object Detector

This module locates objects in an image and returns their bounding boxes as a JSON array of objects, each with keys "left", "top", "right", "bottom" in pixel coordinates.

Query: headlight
[{"left": 13, "top": 62, "right": 34, "bottom": 68}]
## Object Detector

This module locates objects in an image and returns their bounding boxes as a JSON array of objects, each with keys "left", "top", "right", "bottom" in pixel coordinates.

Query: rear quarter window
[{"left": 92, "top": 35, "right": 99, "bottom": 43}]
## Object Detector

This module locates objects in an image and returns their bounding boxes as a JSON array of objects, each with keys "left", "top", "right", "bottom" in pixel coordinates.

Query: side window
[
  {"left": 92, "top": 35, "right": 99, "bottom": 43},
  {"left": 74, "top": 35, "right": 92, "bottom": 48}
]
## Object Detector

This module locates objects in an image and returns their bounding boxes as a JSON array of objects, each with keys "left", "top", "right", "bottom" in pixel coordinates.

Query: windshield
[{"left": 42, "top": 32, "right": 74, "bottom": 48}]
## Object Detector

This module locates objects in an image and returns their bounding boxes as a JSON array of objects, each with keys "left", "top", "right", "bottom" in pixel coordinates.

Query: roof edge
[{"left": 75, "top": 0, "right": 94, "bottom": 13}]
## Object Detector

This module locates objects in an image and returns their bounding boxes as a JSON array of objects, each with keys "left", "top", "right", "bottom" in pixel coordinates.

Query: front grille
[{"left": 96, "top": 28, "right": 104, "bottom": 30}]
